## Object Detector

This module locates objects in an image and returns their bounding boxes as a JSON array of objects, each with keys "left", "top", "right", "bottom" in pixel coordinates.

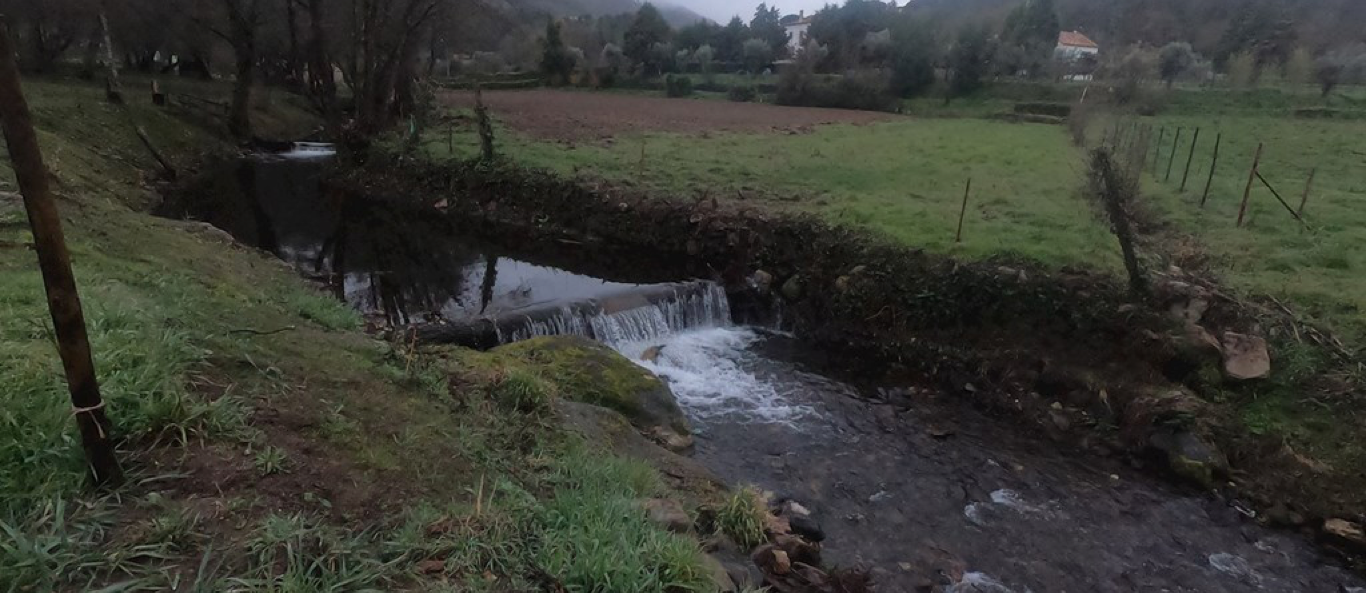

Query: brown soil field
[{"left": 440, "top": 89, "right": 892, "bottom": 141}]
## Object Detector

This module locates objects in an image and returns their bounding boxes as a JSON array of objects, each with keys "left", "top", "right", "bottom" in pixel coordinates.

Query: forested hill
[
  {"left": 512, "top": 0, "right": 710, "bottom": 26},
  {"left": 907, "top": 0, "right": 1365, "bottom": 56}
]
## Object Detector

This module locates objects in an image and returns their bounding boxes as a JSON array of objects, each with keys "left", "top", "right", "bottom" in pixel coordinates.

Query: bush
[
  {"left": 664, "top": 74, "right": 694, "bottom": 98},
  {"left": 727, "top": 85, "right": 758, "bottom": 102},
  {"left": 775, "top": 69, "right": 898, "bottom": 112},
  {"left": 1013, "top": 102, "right": 1071, "bottom": 117},
  {"left": 716, "top": 487, "right": 767, "bottom": 550}
]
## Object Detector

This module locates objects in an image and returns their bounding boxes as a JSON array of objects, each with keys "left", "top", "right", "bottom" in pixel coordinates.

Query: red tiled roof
[{"left": 1058, "top": 31, "right": 1098, "bottom": 49}]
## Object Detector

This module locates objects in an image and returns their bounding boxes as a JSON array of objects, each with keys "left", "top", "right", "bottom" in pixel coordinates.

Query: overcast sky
[{"left": 678, "top": 1, "right": 831, "bottom": 23}]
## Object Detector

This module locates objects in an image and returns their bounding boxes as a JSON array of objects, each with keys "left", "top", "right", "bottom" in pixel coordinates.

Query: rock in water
[
  {"left": 1221, "top": 332, "right": 1270, "bottom": 380},
  {"left": 642, "top": 345, "right": 666, "bottom": 363},
  {"left": 1322, "top": 519, "right": 1366, "bottom": 553}
]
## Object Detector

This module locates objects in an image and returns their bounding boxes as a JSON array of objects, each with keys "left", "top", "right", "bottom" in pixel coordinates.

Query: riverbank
[
  {"left": 339, "top": 143, "right": 1366, "bottom": 572},
  {"left": 0, "top": 78, "right": 749, "bottom": 591}
]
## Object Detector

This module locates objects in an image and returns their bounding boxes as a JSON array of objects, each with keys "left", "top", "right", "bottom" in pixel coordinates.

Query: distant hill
[
  {"left": 513, "top": 0, "right": 710, "bottom": 26},
  {"left": 904, "top": 0, "right": 1366, "bottom": 55}
]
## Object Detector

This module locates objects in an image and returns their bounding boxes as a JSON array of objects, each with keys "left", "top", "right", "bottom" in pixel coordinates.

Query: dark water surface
[{"left": 181, "top": 154, "right": 1365, "bottom": 592}]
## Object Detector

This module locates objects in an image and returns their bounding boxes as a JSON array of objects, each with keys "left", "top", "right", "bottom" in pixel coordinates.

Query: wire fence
[{"left": 1098, "top": 119, "right": 1319, "bottom": 232}]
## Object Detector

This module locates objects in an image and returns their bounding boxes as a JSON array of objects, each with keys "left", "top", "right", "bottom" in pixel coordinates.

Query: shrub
[
  {"left": 491, "top": 367, "right": 553, "bottom": 414},
  {"left": 715, "top": 487, "right": 767, "bottom": 550},
  {"left": 664, "top": 74, "right": 694, "bottom": 98},
  {"left": 776, "top": 69, "right": 898, "bottom": 112},
  {"left": 727, "top": 85, "right": 758, "bottom": 102},
  {"left": 1014, "top": 102, "right": 1071, "bottom": 117}
]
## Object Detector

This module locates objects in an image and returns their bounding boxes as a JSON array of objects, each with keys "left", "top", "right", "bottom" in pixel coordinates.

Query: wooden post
[
  {"left": 0, "top": 18, "right": 123, "bottom": 488},
  {"left": 1164, "top": 127, "right": 1182, "bottom": 182},
  {"left": 1255, "top": 170, "right": 1309, "bottom": 229},
  {"left": 1200, "top": 133, "right": 1221, "bottom": 208},
  {"left": 1298, "top": 168, "right": 1316, "bottom": 217},
  {"left": 955, "top": 178, "right": 972, "bottom": 243},
  {"left": 151, "top": 80, "right": 166, "bottom": 106},
  {"left": 1237, "top": 142, "right": 1264, "bottom": 227},
  {"left": 1179, "top": 127, "right": 1200, "bottom": 191},
  {"left": 1152, "top": 127, "right": 1165, "bottom": 173}
]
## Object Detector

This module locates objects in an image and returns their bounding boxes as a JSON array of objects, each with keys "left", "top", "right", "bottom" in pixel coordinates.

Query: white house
[
  {"left": 1055, "top": 31, "right": 1099, "bottom": 60},
  {"left": 783, "top": 12, "right": 813, "bottom": 56}
]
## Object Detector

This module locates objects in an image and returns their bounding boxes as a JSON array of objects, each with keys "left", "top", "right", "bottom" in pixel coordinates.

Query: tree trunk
[
  {"left": 229, "top": 50, "right": 255, "bottom": 138},
  {"left": 306, "top": 0, "right": 338, "bottom": 124},
  {"left": 98, "top": 8, "right": 122, "bottom": 103}
]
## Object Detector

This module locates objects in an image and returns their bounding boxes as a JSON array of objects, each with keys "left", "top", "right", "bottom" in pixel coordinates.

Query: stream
[{"left": 173, "top": 150, "right": 1366, "bottom": 592}]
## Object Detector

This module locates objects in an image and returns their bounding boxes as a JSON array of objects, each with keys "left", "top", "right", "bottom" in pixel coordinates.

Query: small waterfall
[{"left": 500, "top": 281, "right": 732, "bottom": 347}]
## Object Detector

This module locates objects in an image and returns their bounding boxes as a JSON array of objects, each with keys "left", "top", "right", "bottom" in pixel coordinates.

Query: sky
[{"left": 677, "top": 1, "right": 831, "bottom": 23}]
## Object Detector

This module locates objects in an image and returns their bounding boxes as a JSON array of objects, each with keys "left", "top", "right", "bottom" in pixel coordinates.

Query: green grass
[
  {"left": 715, "top": 487, "right": 767, "bottom": 550},
  {"left": 426, "top": 113, "right": 1120, "bottom": 272}
]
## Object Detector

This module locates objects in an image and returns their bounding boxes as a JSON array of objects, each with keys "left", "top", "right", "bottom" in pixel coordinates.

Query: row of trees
[{"left": 1, "top": 0, "right": 475, "bottom": 138}]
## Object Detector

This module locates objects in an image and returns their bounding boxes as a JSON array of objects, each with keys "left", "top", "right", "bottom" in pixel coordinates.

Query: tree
[
  {"left": 749, "top": 3, "right": 789, "bottom": 59},
  {"left": 187, "top": 0, "right": 270, "bottom": 138},
  {"left": 715, "top": 17, "right": 748, "bottom": 65},
  {"left": 741, "top": 38, "right": 772, "bottom": 74},
  {"left": 1157, "top": 42, "right": 1196, "bottom": 88},
  {"left": 1000, "top": 0, "right": 1059, "bottom": 77},
  {"left": 540, "top": 19, "right": 574, "bottom": 85},
  {"left": 1227, "top": 50, "right": 1258, "bottom": 87},
  {"left": 807, "top": 0, "right": 898, "bottom": 70},
  {"left": 1282, "top": 47, "right": 1314, "bottom": 85},
  {"left": 624, "top": 3, "right": 671, "bottom": 74},
  {"left": 1315, "top": 58, "right": 1343, "bottom": 97},
  {"left": 695, "top": 44, "right": 716, "bottom": 83},
  {"left": 676, "top": 20, "right": 719, "bottom": 52},
  {"left": 1217, "top": 2, "right": 1296, "bottom": 69},
  {"left": 889, "top": 18, "right": 936, "bottom": 98},
  {"left": 948, "top": 24, "right": 991, "bottom": 100}
]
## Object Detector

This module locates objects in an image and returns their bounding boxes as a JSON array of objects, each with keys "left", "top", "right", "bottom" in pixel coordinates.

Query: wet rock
[
  {"left": 753, "top": 545, "right": 793, "bottom": 575},
  {"left": 641, "top": 498, "right": 691, "bottom": 534},
  {"left": 700, "top": 554, "right": 738, "bottom": 592},
  {"left": 751, "top": 270, "right": 775, "bottom": 292},
  {"left": 773, "top": 532, "right": 823, "bottom": 566},
  {"left": 1149, "top": 430, "right": 1229, "bottom": 490},
  {"left": 781, "top": 275, "right": 804, "bottom": 301},
  {"left": 648, "top": 426, "right": 695, "bottom": 455},
  {"left": 1169, "top": 296, "right": 1210, "bottom": 324},
  {"left": 787, "top": 514, "right": 826, "bottom": 543},
  {"left": 1322, "top": 519, "right": 1366, "bottom": 553},
  {"left": 1049, "top": 409, "right": 1073, "bottom": 432},
  {"left": 641, "top": 345, "right": 666, "bottom": 363},
  {"left": 1262, "top": 502, "right": 1306, "bottom": 528},
  {"left": 1221, "top": 332, "right": 1270, "bottom": 380}
]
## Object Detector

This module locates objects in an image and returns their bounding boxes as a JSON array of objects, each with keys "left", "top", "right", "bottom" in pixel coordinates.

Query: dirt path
[{"left": 440, "top": 89, "right": 893, "bottom": 141}]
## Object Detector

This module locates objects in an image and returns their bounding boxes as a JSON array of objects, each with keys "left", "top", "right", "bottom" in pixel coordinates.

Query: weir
[{"left": 414, "top": 280, "right": 733, "bottom": 349}]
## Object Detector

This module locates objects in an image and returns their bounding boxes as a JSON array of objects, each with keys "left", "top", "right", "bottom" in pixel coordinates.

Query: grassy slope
[{"left": 0, "top": 78, "right": 713, "bottom": 591}]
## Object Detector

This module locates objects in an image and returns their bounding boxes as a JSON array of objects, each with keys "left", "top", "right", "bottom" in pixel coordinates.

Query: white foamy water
[
  {"left": 1209, "top": 553, "right": 1263, "bottom": 586},
  {"left": 948, "top": 572, "right": 1019, "bottom": 593},
  {"left": 616, "top": 328, "right": 816, "bottom": 425},
  {"left": 279, "top": 142, "right": 337, "bottom": 159}
]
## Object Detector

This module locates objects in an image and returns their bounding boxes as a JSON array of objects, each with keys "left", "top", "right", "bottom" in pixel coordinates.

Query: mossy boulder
[{"left": 496, "top": 336, "right": 692, "bottom": 438}]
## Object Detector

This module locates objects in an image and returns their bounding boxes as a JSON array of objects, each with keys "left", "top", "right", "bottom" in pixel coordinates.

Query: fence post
[
  {"left": 0, "top": 18, "right": 123, "bottom": 488},
  {"left": 956, "top": 178, "right": 972, "bottom": 243},
  {"left": 1165, "top": 127, "right": 1182, "bottom": 182},
  {"left": 1298, "top": 168, "right": 1317, "bottom": 217},
  {"left": 1200, "top": 133, "right": 1221, "bottom": 208},
  {"left": 1152, "top": 127, "right": 1165, "bottom": 173},
  {"left": 1237, "top": 142, "right": 1264, "bottom": 227},
  {"left": 1179, "top": 127, "right": 1200, "bottom": 191}
]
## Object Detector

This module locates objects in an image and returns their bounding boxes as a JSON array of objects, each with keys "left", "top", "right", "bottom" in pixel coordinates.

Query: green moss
[{"left": 495, "top": 336, "right": 680, "bottom": 429}]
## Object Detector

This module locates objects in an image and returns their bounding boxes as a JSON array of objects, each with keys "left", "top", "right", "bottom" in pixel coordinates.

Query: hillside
[
  {"left": 514, "top": 0, "right": 710, "bottom": 26},
  {"left": 907, "top": 0, "right": 1366, "bottom": 55}
]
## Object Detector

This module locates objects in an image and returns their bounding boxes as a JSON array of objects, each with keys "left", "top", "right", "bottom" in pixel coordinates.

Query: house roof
[
  {"left": 1058, "top": 31, "right": 1098, "bottom": 48},
  {"left": 1054, "top": 31, "right": 1098, "bottom": 48}
]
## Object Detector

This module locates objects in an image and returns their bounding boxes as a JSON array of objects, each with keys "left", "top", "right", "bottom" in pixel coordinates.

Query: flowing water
[{"left": 180, "top": 152, "right": 1365, "bottom": 592}]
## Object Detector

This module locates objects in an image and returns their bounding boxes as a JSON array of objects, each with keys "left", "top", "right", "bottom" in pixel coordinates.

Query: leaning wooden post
[
  {"left": 955, "top": 178, "right": 972, "bottom": 243},
  {"left": 1200, "top": 132, "right": 1221, "bottom": 208},
  {"left": 1164, "top": 127, "right": 1182, "bottom": 182},
  {"left": 1298, "top": 168, "right": 1316, "bottom": 217},
  {"left": 0, "top": 18, "right": 123, "bottom": 488},
  {"left": 1179, "top": 127, "right": 1200, "bottom": 191},
  {"left": 1236, "top": 142, "right": 1264, "bottom": 227}
]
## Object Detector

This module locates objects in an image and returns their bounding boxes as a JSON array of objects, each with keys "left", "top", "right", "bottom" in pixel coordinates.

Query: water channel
[{"left": 171, "top": 150, "right": 1365, "bottom": 592}]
